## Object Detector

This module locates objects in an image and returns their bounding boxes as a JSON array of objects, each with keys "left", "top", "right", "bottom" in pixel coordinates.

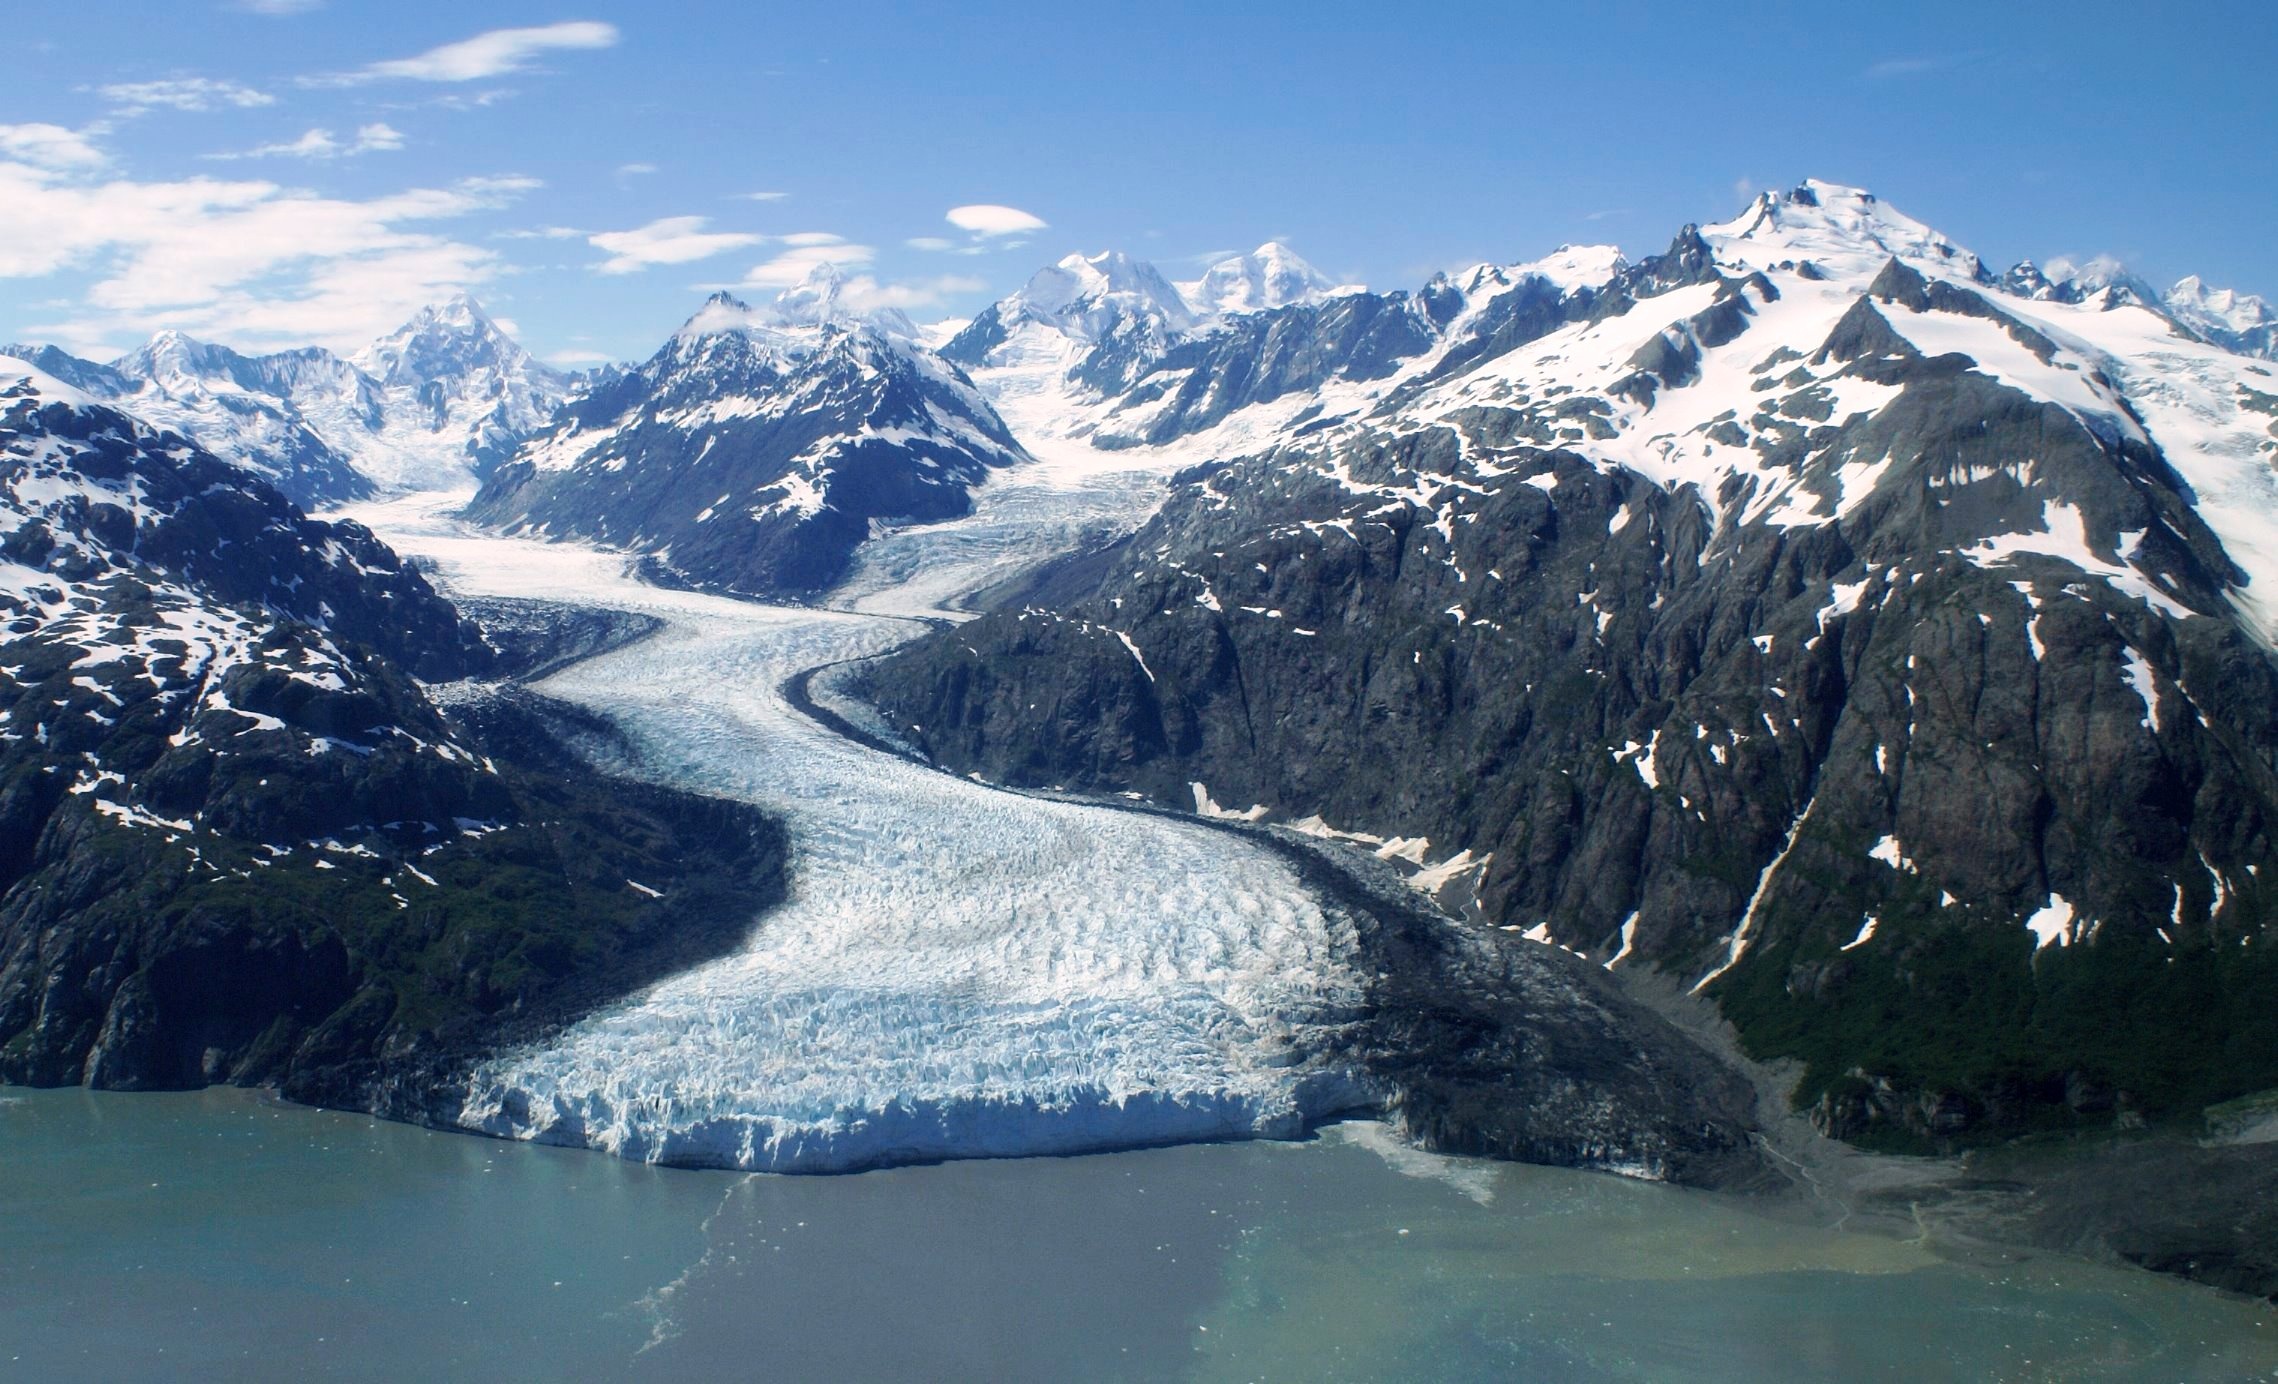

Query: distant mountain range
[{"left": 4, "top": 295, "right": 571, "bottom": 507}]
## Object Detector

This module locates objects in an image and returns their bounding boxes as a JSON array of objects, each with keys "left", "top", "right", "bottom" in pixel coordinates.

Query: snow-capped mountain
[
  {"left": 868, "top": 179, "right": 2278, "bottom": 1151},
  {"left": 2, "top": 297, "right": 568, "bottom": 506},
  {"left": 1178, "top": 241, "right": 1342, "bottom": 316},
  {"left": 351, "top": 293, "right": 569, "bottom": 485},
  {"left": 0, "top": 354, "right": 783, "bottom": 1104},
  {"left": 0, "top": 336, "right": 377, "bottom": 508},
  {"left": 2166, "top": 274, "right": 2278, "bottom": 359},
  {"left": 1999, "top": 254, "right": 2162, "bottom": 311},
  {"left": 1998, "top": 257, "right": 2275, "bottom": 362},
  {"left": 941, "top": 250, "right": 1198, "bottom": 400},
  {"left": 466, "top": 266, "right": 1027, "bottom": 596}
]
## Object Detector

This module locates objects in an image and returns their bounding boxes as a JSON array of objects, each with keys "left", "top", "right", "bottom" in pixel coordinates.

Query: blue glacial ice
[{"left": 353, "top": 454, "right": 1378, "bottom": 1171}]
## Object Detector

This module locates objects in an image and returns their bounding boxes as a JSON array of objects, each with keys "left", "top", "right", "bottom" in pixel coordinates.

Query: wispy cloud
[
  {"left": 0, "top": 158, "right": 540, "bottom": 351},
  {"left": 838, "top": 273, "right": 985, "bottom": 312},
  {"left": 233, "top": 0, "right": 324, "bottom": 13},
  {"left": 306, "top": 20, "right": 619, "bottom": 86},
  {"left": 497, "top": 225, "right": 586, "bottom": 241},
  {"left": 588, "top": 216, "right": 763, "bottom": 274},
  {"left": 944, "top": 203, "right": 1046, "bottom": 238},
  {"left": 1863, "top": 50, "right": 1985, "bottom": 80},
  {"left": 1582, "top": 208, "right": 1630, "bottom": 223},
  {"left": 0, "top": 124, "right": 108, "bottom": 170},
  {"left": 734, "top": 190, "right": 788, "bottom": 203},
  {"left": 740, "top": 236, "right": 874, "bottom": 289},
  {"left": 99, "top": 77, "right": 275, "bottom": 113},
  {"left": 206, "top": 123, "right": 404, "bottom": 161}
]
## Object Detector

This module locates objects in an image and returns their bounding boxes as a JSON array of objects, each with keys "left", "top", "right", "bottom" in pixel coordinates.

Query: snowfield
[{"left": 348, "top": 454, "right": 1374, "bottom": 1171}]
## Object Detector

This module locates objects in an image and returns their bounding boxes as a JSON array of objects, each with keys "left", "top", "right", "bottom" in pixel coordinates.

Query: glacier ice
[{"left": 353, "top": 454, "right": 1376, "bottom": 1171}]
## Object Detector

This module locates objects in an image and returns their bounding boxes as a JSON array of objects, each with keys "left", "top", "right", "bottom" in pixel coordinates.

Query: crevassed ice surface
[{"left": 350, "top": 451, "right": 1372, "bottom": 1171}]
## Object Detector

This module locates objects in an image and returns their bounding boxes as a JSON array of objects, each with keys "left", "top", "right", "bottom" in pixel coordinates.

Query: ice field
[{"left": 349, "top": 451, "right": 1375, "bottom": 1170}]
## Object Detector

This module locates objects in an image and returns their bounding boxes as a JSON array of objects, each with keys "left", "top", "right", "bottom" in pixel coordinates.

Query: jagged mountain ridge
[
  {"left": 938, "top": 184, "right": 2276, "bottom": 472},
  {"left": 864, "top": 180, "right": 2278, "bottom": 1149},
  {"left": 0, "top": 356, "right": 784, "bottom": 1108},
  {"left": 466, "top": 266, "right": 1028, "bottom": 597},
  {"left": 3, "top": 295, "right": 569, "bottom": 507}
]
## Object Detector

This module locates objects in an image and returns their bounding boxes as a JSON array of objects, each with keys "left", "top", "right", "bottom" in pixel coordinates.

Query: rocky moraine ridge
[
  {"left": 864, "top": 182, "right": 2278, "bottom": 1152},
  {"left": 0, "top": 362, "right": 786, "bottom": 1117}
]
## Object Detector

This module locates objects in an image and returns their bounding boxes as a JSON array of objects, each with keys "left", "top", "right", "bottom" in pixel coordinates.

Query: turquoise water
[{"left": 3, "top": 1089, "right": 2274, "bottom": 1381}]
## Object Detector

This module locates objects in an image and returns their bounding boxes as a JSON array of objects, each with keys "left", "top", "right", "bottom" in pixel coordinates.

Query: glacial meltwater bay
[{"left": 7, "top": 1088, "right": 2277, "bottom": 1381}]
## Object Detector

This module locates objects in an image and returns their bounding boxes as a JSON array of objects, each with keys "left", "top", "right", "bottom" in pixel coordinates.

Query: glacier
[{"left": 350, "top": 445, "right": 1378, "bottom": 1171}]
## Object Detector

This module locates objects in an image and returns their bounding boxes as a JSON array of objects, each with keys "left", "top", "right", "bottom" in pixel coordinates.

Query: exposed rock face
[
  {"left": 863, "top": 185, "right": 2278, "bottom": 1150},
  {"left": 467, "top": 275, "right": 1026, "bottom": 598},
  {"left": 0, "top": 362, "right": 786, "bottom": 1114},
  {"left": 1262, "top": 828, "right": 1766, "bottom": 1185}
]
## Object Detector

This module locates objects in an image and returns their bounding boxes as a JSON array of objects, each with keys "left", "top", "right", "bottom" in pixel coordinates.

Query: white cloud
[
  {"left": 497, "top": 224, "right": 585, "bottom": 241},
  {"left": 904, "top": 236, "right": 954, "bottom": 251},
  {"left": 235, "top": 0, "right": 324, "bottom": 12},
  {"left": 0, "top": 124, "right": 107, "bottom": 170},
  {"left": 945, "top": 203, "right": 1046, "bottom": 237},
  {"left": 589, "top": 216, "right": 763, "bottom": 274},
  {"left": 546, "top": 348, "right": 613, "bottom": 366},
  {"left": 837, "top": 273, "right": 985, "bottom": 313},
  {"left": 99, "top": 77, "right": 275, "bottom": 112},
  {"left": 741, "top": 241, "right": 875, "bottom": 288},
  {"left": 311, "top": 20, "right": 619, "bottom": 85},
  {"left": 0, "top": 159, "right": 537, "bottom": 351},
  {"left": 735, "top": 190, "right": 788, "bottom": 202},
  {"left": 208, "top": 123, "right": 405, "bottom": 161}
]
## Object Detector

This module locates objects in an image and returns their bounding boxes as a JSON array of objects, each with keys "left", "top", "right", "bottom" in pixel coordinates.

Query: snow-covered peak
[
  {"left": 1442, "top": 244, "right": 1627, "bottom": 302},
  {"left": 770, "top": 262, "right": 921, "bottom": 339},
  {"left": 2037, "top": 254, "right": 2162, "bottom": 309},
  {"left": 113, "top": 330, "right": 248, "bottom": 388},
  {"left": 672, "top": 270, "right": 921, "bottom": 347},
  {"left": 353, "top": 294, "right": 557, "bottom": 392},
  {"left": 2165, "top": 275, "right": 2278, "bottom": 358},
  {"left": 1704, "top": 179, "right": 1988, "bottom": 283},
  {"left": 1005, "top": 250, "right": 1195, "bottom": 341},
  {"left": 1180, "top": 242, "right": 1341, "bottom": 316},
  {"left": 2169, "top": 275, "right": 2274, "bottom": 333}
]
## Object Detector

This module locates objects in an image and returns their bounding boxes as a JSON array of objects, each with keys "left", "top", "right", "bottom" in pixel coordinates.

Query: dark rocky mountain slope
[
  {"left": 863, "top": 184, "right": 2278, "bottom": 1151},
  {"left": 0, "top": 360, "right": 784, "bottom": 1116}
]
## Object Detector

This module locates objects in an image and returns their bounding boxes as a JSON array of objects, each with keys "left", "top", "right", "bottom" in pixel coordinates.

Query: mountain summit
[{"left": 1180, "top": 241, "right": 1341, "bottom": 315}]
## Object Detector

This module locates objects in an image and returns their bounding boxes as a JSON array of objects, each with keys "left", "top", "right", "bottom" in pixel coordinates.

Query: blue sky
[{"left": 2, "top": 1, "right": 2270, "bottom": 364}]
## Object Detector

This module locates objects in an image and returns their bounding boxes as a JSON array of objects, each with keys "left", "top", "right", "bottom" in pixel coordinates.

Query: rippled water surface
[{"left": 5, "top": 1089, "right": 2273, "bottom": 1382}]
